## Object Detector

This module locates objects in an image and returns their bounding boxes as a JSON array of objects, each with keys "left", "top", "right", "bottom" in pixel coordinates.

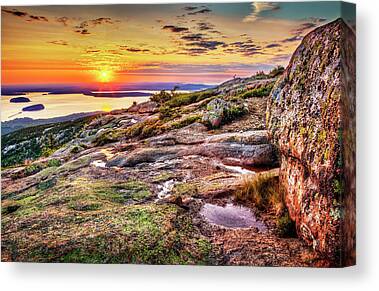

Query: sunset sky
[{"left": 1, "top": 2, "right": 355, "bottom": 85}]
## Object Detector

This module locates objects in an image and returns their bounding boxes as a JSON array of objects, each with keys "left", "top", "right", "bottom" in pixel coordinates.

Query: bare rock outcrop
[{"left": 266, "top": 19, "right": 355, "bottom": 266}]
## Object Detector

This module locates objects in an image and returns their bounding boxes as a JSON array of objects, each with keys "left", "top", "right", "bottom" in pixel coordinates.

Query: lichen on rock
[{"left": 266, "top": 18, "right": 355, "bottom": 266}]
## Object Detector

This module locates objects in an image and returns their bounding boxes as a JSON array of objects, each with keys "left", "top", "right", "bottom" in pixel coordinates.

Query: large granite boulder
[
  {"left": 202, "top": 98, "right": 230, "bottom": 128},
  {"left": 266, "top": 19, "right": 355, "bottom": 266}
]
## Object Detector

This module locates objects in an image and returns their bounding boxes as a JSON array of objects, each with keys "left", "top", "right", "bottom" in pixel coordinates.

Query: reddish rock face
[{"left": 267, "top": 19, "right": 355, "bottom": 266}]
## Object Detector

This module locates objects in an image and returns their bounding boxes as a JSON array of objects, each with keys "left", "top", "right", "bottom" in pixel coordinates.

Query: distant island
[{"left": 1, "top": 82, "right": 214, "bottom": 96}]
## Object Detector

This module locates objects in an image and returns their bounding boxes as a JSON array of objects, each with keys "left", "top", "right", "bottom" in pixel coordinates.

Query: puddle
[{"left": 200, "top": 203, "right": 267, "bottom": 231}]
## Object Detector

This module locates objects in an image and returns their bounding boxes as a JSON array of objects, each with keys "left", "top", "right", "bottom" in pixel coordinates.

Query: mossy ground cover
[{"left": 1, "top": 174, "right": 214, "bottom": 264}]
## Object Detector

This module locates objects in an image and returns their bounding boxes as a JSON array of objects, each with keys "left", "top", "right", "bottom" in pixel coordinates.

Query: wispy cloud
[
  {"left": 47, "top": 40, "right": 68, "bottom": 46},
  {"left": 74, "top": 17, "right": 117, "bottom": 35},
  {"left": 265, "top": 43, "right": 281, "bottom": 48},
  {"left": 119, "top": 46, "right": 150, "bottom": 53},
  {"left": 188, "top": 8, "right": 212, "bottom": 16},
  {"left": 243, "top": 2, "right": 280, "bottom": 23},
  {"left": 2, "top": 8, "right": 48, "bottom": 22},
  {"left": 118, "top": 62, "right": 274, "bottom": 75},
  {"left": 162, "top": 25, "right": 189, "bottom": 33},
  {"left": 197, "top": 21, "right": 214, "bottom": 31},
  {"left": 224, "top": 40, "right": 262, "bottom": 56},
  {"left": 56, "top": 16, "right": 69, "bottom": 26},
  {"left": 291, "top": 22, "right": 317, "bottom": 35},
  {"left": 281, "top": 35, "right": 303, "bottom": 43},
  {"left": 183, "top": 6, "right": 198, "bottom": 11}
]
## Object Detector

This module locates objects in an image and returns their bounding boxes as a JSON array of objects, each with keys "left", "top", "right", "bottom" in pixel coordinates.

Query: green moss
[
  {"left": 299, "top": 126, "right": 307, "bottom": 137},
  {"left": 329, "top": 207, "right": 342, "bottom": 221},
  {"left": 196, "top": 238, "right": 212, "bottom": 264},
  {"left": 126, "top": 118, "right": 162, "bottom": 139},
  {"left": 37, "top": 178, "right": 57, "bottom": 191},
  {"left": 93, "top": 128, "right": 125, "bottom": 146},
  {"left": 323, "top": 147, "right": 330, "bottom": 161},
  {"left": 24, "top": 163, "right": 44, "bottom": 176},
  {"left": 333, "top": 179, "right": 344, "bottom": 196},
  {"left": 55, "top": 155, "right": 92, "bottom": 174},
  {"left": 159, "top": 105, "right": 177, "bottom": 120},
  {"left": 238, "top": 84, "right": 274, "bottom": 99},
  {"left": 164, "top": 90, "right": 215, "bottom": 108},
  {"left": 82, "top": 179, "right": 152, "bottom": 204},
  {"left": 70, "top": 145, "right": 84, "bottom": 154},
  {"left": 47, "top": 159, "right": 62, "bottom": 167},
  {"left": 173, "top": 182, "right": 198, "bottom": 197},
  {"left": 69, "top": 202, "right": 102, "bottom": 212},
  {"left": 152, "top": 172, "right": 175, "bottom": 183},
  {"left": 317, "top": 130, "right": 327, "bottom": 142},
  {"left": 170, "top": 114, "right": 202, "bottom": 129},
  {"left": 60, "top": 248, "right": 108, "bottom": 264},
  {"left": 17, "top": 195, "right": 38, "bottom": 205}
]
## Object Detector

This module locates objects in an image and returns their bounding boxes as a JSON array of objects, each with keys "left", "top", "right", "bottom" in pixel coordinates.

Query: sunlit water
[{"left": 1, "top": 92, "right": 152, "bottom": 121}]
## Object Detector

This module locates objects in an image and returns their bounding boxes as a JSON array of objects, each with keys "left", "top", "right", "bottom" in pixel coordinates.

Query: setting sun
[{"left": 97, "top": 70, "right": 113, "bottom": 83}]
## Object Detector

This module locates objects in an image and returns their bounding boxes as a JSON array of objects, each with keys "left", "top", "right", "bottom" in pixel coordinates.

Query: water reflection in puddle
[{"left": 200, "top": 203, "right": 267, "bottom": 231}]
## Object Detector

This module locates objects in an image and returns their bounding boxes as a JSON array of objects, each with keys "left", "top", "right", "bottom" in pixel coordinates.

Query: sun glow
[
  {"left": 97, "top": 70, "right": 113, "bottom": 83},
  {"left": 101, "top": 103, "right": 112, "bottom": 112}
]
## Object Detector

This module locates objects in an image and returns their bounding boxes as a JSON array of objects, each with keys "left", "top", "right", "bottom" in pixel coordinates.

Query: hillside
[
  {"left": 2, "top": 67, "right": 315, "bottom": 265},
  {"left": 1, "top": 112, "right": 101, "bottom": 135},
  {"left": 1, "top": 19, "right": 354, "bottom": 267}
]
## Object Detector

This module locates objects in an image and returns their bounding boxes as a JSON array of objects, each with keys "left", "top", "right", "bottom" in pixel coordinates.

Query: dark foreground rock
[{"left": 267, "top": 19, "right": 356, "bottom": 266}]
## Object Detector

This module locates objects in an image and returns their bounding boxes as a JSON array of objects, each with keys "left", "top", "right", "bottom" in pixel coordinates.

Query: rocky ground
[{"left": 1, "top": 73, "right": 317, "bottom": 266}]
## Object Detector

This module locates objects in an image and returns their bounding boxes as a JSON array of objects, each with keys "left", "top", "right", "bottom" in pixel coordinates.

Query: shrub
[
  {"left": 126, "top": 118, "right": 162, "bottom": 139},
  {"left": 164, "top": 90, "right": 214, "bottom": 108},
  {"left": 170, "top": 114, "right": 202, "bottom": 129},
  {"left": 47, "top": 159, "right": 62, "bottom": 167},
  {"left": 37, "top": 178, "right": 57, "bottom": 191},
  {"left": 151, "top": 90, "right": 172, "bottom": 104},
  {"left": 24, "top": 163, "right": 44, "bottom": 176},
  {"left": 240, "top": 84, "right": 274, "bottom": 99},
  {"left": 93, "top": 129, "right": 125, "bottom": 146},
  {"left": 269, "top": 65, "right": 285, "bottom": 78},
  {"left": 159, "top": 106, "right": 176, "bottom": 120},
  {"left": 126, "top": 122, "right": 145, "bottom": 138},
  {"left": 70, "top": 145, "right": 84, "bottom": 154},
  {"left": 224, "top": 103, "right": 247, "bottom": 123}
]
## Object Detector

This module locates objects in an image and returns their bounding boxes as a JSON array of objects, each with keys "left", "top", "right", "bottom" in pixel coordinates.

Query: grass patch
[
  {"left": 24, "top": 163, "right": 44, "bottom": 176},
  {"left": 239, "top": 83, "right": 274, "bottom": 99},
  {"left": 173, "top": 182, "right": 198, "bottom": 197},
  {"left": 165, "top": 90, "right": 215, "bottom": 108},
  {"left": 152, "top": 172, "right": 175, "bottom": 183},
  {"left": 47, "top": 159, "right": 62, "bottom": 167},
  {"left": 170, "top": 114, "right": 202, "bottom": 129},
  {"left": 236, "top": 170, "right": 297, "bottom": 238},
  {"left": 236, "top": 170, "right": 282, "bottom": 212},
  {"left": 93, "top": 128, "right": 126, "bottom": 146},
  {"left": 37, "top": 178, "right": 57, "bottom": 191}
]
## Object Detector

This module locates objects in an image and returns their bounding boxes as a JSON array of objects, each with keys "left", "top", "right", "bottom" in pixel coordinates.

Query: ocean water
[{"left": 0, "top": 92, "right": 153, "bottom": 121}]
